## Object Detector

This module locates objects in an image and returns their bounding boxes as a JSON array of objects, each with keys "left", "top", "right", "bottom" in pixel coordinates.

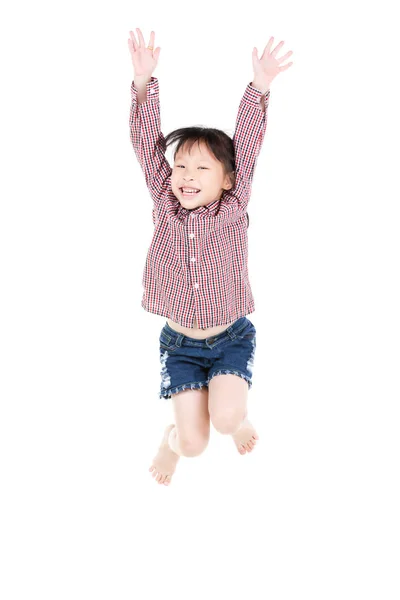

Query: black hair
[{"left": 164, "top": 126, "right": 249, "bottom": 228}]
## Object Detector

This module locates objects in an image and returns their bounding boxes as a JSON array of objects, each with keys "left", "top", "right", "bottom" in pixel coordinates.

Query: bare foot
[
  {"left": 149, "top": 424, "right": 180, "bottom": 485},
  {"left": 232, "top": 418, "right": 259, "bottom": 455}
]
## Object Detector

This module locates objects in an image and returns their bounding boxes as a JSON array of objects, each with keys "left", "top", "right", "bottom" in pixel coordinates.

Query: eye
[{"left": 175, "top": 165, "right": 207, "bottom": 169}]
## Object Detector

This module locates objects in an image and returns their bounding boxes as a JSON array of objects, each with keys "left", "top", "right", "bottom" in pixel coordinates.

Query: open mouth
[{"left": 180, "top": 188, "right": 201, "bottom": 197}]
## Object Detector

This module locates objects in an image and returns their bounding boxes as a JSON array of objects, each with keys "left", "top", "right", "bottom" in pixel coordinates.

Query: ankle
[
  {"left": 236, "top": 415, "right": 249, "bottom": 431},
  {"left": 168, "top": 425, "right": 180, "bottom": 455}
]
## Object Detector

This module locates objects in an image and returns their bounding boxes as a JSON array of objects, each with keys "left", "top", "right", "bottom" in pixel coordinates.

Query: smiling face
[{"left": 171, "top": 140, "right": 234, "bottom": 210}]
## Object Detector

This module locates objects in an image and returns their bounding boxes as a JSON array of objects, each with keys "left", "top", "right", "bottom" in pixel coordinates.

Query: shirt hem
[{"left": 141, "top": 302, "right": 255, "bottom": 329}]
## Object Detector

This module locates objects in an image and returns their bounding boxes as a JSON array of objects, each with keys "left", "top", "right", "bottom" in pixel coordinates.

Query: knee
[
  {"left": 211, "top": 412, "right": 244, "bottom": 435},
  {"left": 179, "top": 435, "right": 209, "bottom": 457}
]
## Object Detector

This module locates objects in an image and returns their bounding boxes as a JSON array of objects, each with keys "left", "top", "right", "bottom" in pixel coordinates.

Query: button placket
[
  {"left": 188, "top": 230, "right": 197, "bottom": 285},
  {"left": 188, "top": 221, "right": 201, "bottom": 291}
]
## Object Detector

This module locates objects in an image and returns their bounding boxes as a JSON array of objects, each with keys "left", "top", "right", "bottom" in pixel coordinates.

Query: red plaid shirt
[{"left": 129, "top": 76, "right": 270, "bottom": 329}]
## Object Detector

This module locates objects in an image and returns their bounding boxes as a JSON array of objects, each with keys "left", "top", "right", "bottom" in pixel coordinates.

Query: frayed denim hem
[
  {"left": 159, "top": 370, "right": 253, "bottom": 400},
  {"left": 207, "top": 369, "right": 253, "bottom": 389},
  {"left": 159, "top": 380, "right": 208, "bottom": 401}
]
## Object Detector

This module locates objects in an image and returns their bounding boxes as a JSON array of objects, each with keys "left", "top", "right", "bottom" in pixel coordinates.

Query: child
[{"left": 128, "top": 28, "right": 293, "bottom": 485}]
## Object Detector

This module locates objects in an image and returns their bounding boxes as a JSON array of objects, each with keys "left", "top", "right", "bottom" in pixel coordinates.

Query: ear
[{"left": 223, "top": 171, "right": 235, "bottom": 190}]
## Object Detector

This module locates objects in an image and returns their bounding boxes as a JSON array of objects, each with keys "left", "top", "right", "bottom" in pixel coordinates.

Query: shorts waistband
[{"left": 162, "top": 316, "right": 249, "bottom": 346}]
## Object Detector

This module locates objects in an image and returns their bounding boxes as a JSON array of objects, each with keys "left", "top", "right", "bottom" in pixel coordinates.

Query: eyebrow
[{"left": 175, "top": 157, "right": 212, "bottom": 163}]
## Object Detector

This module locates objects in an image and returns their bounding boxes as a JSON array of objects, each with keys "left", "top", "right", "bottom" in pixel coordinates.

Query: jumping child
[{"left": 127, "top": 28, "right": 293, "bottom": 485}]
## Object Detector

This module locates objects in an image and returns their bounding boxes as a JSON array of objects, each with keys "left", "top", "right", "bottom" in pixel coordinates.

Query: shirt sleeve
[
  {"left": 129, "top": 77, "right": 172, "bottom": 213},
  {"left": 231, "top": 82, "right": 270, "bottom": 213}
]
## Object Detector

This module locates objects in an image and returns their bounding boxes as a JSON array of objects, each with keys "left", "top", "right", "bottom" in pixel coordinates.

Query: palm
[
  {"left": 252, "top": 37, "right": 293, "bottom": 82},
  {"left": 128, "top": 29, "right": 160, "bottom": 77}
]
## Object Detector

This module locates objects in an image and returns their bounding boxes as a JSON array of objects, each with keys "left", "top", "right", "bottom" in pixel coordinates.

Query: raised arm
[
  {"left": 232, "top": 36, "right": 294, "bottom": 212},
  {"left": 231, "top": 83, "right": 270, "bottom": 212},
  {"left": 129, "top": 76, "right": 172, "bottom": 202},
  {"left": 128, "top": 29, "right": 171, "bottom": 214}
]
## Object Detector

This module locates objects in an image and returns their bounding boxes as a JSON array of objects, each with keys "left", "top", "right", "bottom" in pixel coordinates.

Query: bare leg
[
  {"left": 149, "top": 424, "right": 180, "bottom": 485},
  {"left": 167, "top": 425, "right": 185, "bottom": 456},
  {"left": 149, "top": 387, "right": 210, "bottom": 485},
  {"left": 208, "top": 374, "right": 259, "bottom": 455},
  {"left": 231, "top": 413, "right": 259, "bottom": 455}
]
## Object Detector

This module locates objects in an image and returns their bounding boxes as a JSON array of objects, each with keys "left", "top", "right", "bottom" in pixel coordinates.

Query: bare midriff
[{"left": 166, "top": 316, "right": 236, "bottom": 340}]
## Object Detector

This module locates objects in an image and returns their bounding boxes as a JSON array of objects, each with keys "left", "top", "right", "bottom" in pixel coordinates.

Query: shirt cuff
[
  {"left": 131, "top": 76, "right": 159, "bottom": 100},
  {"left": 244, "top": 82, "right": 271, "bottom": 105}
]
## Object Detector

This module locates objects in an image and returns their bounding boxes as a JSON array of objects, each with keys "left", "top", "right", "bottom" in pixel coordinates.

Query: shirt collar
[{"left": 177, "top": 197, "right": 221, "bottom": 220}]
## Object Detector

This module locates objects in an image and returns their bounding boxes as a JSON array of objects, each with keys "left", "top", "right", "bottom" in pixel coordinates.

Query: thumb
[
  {"left": 252, "top": 47, "right": 258, "bottom": 69},
  {"left": 154, "top": 47, "right": 161, "bottom": 62}
]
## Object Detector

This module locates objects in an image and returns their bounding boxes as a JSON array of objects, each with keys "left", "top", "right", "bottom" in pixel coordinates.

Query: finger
[
  {"left": 149, "top": 30, "right": 155, "bottom": 48},
  {"left": 278, "top": 50, "right": 293, "bottom": 63},
  {"left": 261, "top": 36, "right": 274, "bottom": 60},
  {"left": 252, "top": 47, "right": 259, "bottom": 68},
  {"left": 129, "top": 30, "right": 138, "bottom": 50},
  {"left": 279, "top": 62, "right": 293, "bottom": 72},
  {"left": 136, "top": 27, "right": 145, "bottom": 48},
  {"left": 271, "top": 40, "right": 285, "bottom": 56}
]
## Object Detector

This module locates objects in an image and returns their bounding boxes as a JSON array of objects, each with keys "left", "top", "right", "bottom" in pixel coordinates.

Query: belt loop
[
  {"left": 226, "top": 324, "right": 236, "bottom": 340},
  {"left": 175, "top": 333, "right": 184, "bottom": 347}
]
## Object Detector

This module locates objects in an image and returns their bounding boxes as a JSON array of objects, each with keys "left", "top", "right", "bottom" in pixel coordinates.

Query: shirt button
[
  {"left": 194, "top": 283, "right": 199, "bottom": 289},
  {"left": 189, "top": 233, "right": 195, "bottom": 238},
  {"left": 149, "top": 89, "right": 155, "bottom": 94},
  {"left": 190, "top": 257, "right": 196, "bottom": 262}
]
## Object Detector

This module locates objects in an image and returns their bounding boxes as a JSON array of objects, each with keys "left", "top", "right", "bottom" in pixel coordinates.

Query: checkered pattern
[{"left": 129, "top": 76, "right": 270, "bottom": 329}]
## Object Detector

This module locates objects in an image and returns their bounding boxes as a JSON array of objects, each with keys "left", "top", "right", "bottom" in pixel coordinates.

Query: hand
[
  {"left": 128, "top": 28, "right": 161, "bottom": 79},
  {"left": 252, "top": 37, "right": 293, "bottom": 90}
]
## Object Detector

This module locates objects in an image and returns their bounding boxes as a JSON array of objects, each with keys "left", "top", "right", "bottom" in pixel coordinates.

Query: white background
[{"left": 1, "top": 0, "right": 399, "bottom": 598}]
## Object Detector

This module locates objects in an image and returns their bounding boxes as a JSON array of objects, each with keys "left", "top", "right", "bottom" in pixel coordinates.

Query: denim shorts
[{"left": 158, "top": 316, "right": 257, "bottom": 400}]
